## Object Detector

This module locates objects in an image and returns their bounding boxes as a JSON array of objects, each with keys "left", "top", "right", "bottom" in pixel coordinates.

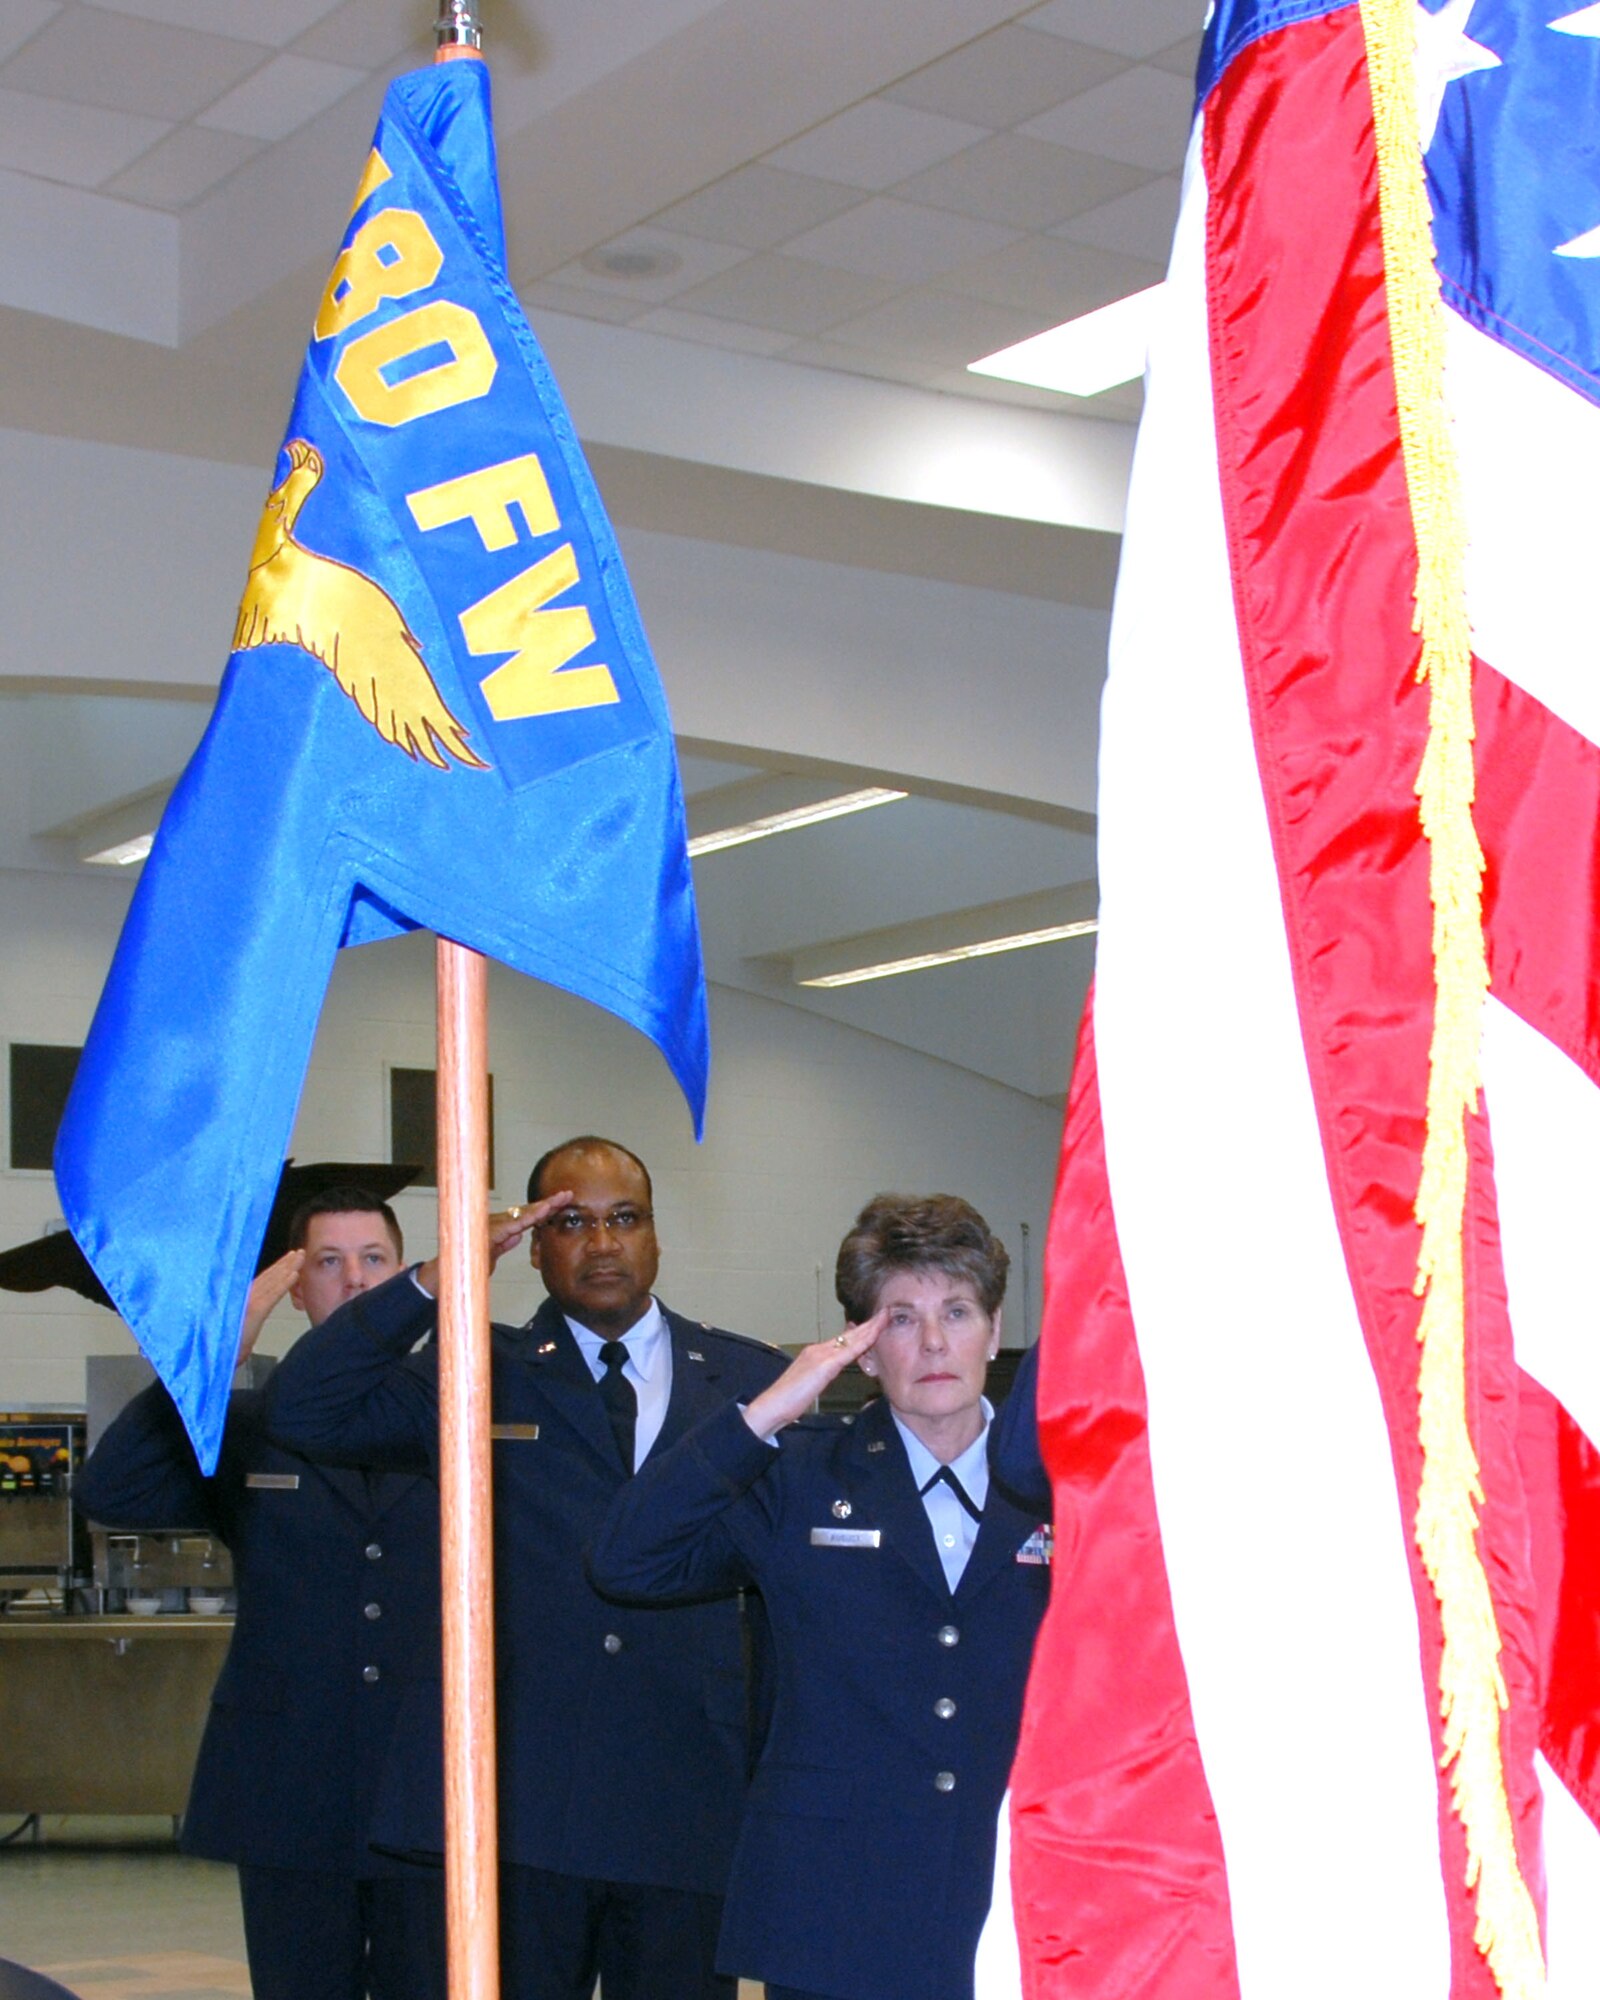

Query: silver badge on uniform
[
  {"left": 831, "top": 1499, "right": 852, "bottom": 1519},
  {"left": 245, "top": 1472, "right": 299, "bottom": 1490},
  {"left": 810, "top": 1527, "right": 881, "bottom": 1549}
]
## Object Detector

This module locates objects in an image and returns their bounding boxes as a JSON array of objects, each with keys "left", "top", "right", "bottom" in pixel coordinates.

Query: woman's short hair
[{"left": 834, "top": 1192, "right": 1009, "bottom": 1323}]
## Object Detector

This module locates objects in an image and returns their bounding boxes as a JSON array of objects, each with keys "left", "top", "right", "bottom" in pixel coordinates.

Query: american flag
[{"left": 1000, "top": 3, "right": 1600, "bottom": 1996}]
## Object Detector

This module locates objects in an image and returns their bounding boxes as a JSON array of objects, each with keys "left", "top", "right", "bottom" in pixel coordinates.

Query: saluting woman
[{"left": 589, "top": 1192, "right": 1050, "bottom": 2000}]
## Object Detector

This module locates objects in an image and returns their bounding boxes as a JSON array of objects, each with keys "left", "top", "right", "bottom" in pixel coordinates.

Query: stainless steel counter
[{"left": 0, "top": 1614, "right": 231, "bottom": 1816}]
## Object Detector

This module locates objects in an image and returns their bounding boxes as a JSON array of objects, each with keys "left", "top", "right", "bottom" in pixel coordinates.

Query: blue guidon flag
[{"left": 55, "top": 59, "right": 709, "bottom": 1474}]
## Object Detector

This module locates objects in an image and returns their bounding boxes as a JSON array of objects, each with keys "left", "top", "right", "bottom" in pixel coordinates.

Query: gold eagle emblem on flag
[{"left": 232, "top": 439, "right": 488, "bottom": 772}]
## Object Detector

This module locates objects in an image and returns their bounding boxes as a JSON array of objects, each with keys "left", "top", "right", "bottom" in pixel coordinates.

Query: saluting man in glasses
[{"left": 264, "top": 1136, "right": 786, "bottom": 2000}]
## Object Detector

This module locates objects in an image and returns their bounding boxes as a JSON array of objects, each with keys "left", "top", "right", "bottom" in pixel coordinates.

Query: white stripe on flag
[
  {"left": 1539, "top": 1750, "right": 1600, "bottom": 1997},
  {"left": 1483, "top": 995, "right": 1600, "bottom": 1447},
  {"left": 1093, "top": 126, "right": 1453, "bottom": 1998},
  {"left": 973, "top": 1792, "right": 1020, "bottom": 2000},
  {"left": 1448, "top": 314, "right": 1600, "bottom": 743}
]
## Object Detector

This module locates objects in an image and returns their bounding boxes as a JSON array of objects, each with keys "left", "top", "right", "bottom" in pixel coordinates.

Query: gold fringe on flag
[{"left": 1357, "top": 1, "right": 1542, "bottom": 1991}]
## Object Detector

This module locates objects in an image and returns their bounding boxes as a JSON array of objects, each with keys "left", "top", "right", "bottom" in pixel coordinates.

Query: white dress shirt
[
  {"left": 565, "top": 1298, "right": 671, "bottom": 1470},
  {"left": 893, "top": 1401, "right": 993, "bottom": 1592}
]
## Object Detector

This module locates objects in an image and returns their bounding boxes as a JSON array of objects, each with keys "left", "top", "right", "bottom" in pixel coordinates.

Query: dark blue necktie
[
  {"left": 598, "top": 1339, "right": 636, "bottom": 1474},
  {"left": 921, "top": 1464, "right": 982, "bottom": 1523}
]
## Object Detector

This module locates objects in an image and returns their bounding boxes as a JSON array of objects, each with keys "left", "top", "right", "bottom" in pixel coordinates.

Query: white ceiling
[
  {"left": 0, "top": 0, "right": 1195, "bottom": 413},
  {"left": 0, "top": 0, "right": 1198, "bottom": 1105}
]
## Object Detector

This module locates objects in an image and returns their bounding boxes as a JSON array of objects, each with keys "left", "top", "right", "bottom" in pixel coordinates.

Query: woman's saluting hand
[{"left": 741, "top": 1311, "right": 886, "bottom": 1441}]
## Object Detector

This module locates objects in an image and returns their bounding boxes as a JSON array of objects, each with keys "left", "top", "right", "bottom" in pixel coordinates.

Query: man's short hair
[
  {"left": 526, "top": 1137, "right": 653, "bottom": 1206},
  {"left": 287, "top": 1185, "right": 404, "bottom": 1259},
  {"left": 834, "top": 1192, "right": 1009, "bottom": 1323}
]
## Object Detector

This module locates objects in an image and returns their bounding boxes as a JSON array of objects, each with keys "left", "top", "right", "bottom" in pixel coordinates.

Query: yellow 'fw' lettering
[
  {"left": 464, "top": 545, "right": 620, "bottom": 721},
  {"left": 407, "top": 454, "right": 559, "bottom": 552},
  {"left": 335, "top": 301, "right": 498, "bottom": 427},
  {"left": 315, "top": 209, "right": 442, "bottom": 342}
]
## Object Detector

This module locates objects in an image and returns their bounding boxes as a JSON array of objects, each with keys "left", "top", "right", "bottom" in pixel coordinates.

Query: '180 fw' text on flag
[
  {"left": 55, "top": 59, "right": 708, "bottom": 1474},
  {"left": 1005, "top": 3, "right": 1600, "bottom": 1998}
]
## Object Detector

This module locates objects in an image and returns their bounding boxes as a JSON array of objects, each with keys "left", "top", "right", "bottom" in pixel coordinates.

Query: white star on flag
[
  {"left": 1552, "top": 7, "right": 1600, "bottom": 252},
  {"left": 1415, "top": 0, "right": 1502, "bottom": 151},
  {"left": 1555, "top": 221, "right": 1600, "bottom": 258}
]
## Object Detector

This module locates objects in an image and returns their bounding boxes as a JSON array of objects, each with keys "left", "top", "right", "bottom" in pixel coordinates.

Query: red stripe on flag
[
  {"left": 1477, "top": 658, "right": 1600, "bottom": 1086},
  {"left": 1473, "top": 662, "right": 1600, "bottom": 1833},
  {"left": 1012, "top": 993, "right": 1238, "bottom": 2000},
  {"left": 1205, "top": 15, "right": 1541, "bottom": 1990}
]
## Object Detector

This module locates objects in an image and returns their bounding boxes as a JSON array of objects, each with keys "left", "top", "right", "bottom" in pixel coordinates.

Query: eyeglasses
[{"left": 539, "top": 1206, "right": 654, "bottom": 1239}]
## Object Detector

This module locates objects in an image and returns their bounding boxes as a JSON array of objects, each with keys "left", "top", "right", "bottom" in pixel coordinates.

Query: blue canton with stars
[
  {"left": 1196, "top": 0, "right": 1600, "bottom": 407},
  {"left": 1426, "top": 0, "right": 1600, "bottom": 403}
]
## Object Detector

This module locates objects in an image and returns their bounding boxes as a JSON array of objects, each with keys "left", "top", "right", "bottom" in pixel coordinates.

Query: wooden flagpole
[
  {"left": 435, "top": 939, "right": 497, "bottom": 2000},
  {"left": 433, "top": 22, "right": 496, "bottom": 2000}
]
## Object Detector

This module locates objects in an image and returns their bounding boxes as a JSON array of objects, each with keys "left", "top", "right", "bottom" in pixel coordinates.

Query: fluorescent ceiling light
[
  {"left": 968, "top": 284, "right": 1163, "bottom": 398},
  {"left": 800, "top": 919, "right": 1097, "bottom": 987},
  {"left": 82, "top": 833, "right": 155, "bottom": 867},
  {"left": 791, "top": 883, "right": 1098, "bottom": 989},
  {"left": 687, "top": 785, "right": 906, "bottom": 858},
  {"left": 65, "top": 783, "right": 174, "bottom": 870}
]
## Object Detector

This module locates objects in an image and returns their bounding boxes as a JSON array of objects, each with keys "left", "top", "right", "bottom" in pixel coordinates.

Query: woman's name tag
[{"left": 809, "top": 1526, "right": 881, "bottom": 1549}]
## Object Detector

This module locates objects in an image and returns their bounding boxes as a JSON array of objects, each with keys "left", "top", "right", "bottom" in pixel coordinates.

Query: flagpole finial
[{"left": 435, "top": 0, "right": 482, "bottom": 50}]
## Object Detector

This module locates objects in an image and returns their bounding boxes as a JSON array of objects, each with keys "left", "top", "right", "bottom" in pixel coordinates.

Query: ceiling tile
[
  {"left": 292, "top": 0, "right": 428, "bottom": 66},
  {"left": 197, "top": 49, "right": 364, "bottom": 141},
  {"left": 1, "top": 6, "right": 266, "bottom": 121},
  {"left": 545, "top": 226, "right": 749, "bottom": 306},
  {"left": 103, "top": 121, "right": 260, "bottom": 207},
  {"left": 782, "top": 198, "right": 1018, "bottom": 286},
  {"left": 519, "top": 280, "right": 647, "bottom": 328},
  {"left": 674, "top": 253, "right": 897, "bottom": 337},
  {"left": 884, "top": 25, "right": 1126, "bottom": 128},
  {"left": 823, "top": 287, "right": 1059, "bottom": 367},
  {"left": 764, "top": 99, "right": 990, "bottom": 191},
  {"left": 0, "top": 83, "right": 168, "bottom": 184},
  {"left": 776, "top": 338, "right": 946, "bottom": 391},
  {"left": 1054, "top": 173, "right": 1181, "bottom": 264},
  {"left": 1020, "top": 64, "right": 1193, "bottom": 172},
  {"left": 1022, "top": 0, "right": 1208, "bottom": 61},
  {"left": 633, "top": 307, "right": 798, "bottom": 357},
  {"left": 891, "top": 130, "right": 1148, "bottom": 231},
  {"left": 1148, "top": 30, "right": 1202, "bottom": 79},
  {"left": 941, "top": 231, "right": 1163, "bottom": 317},
  {"left": 89, "top": 0, "right": 340, "bottom": 45},
  {"left": 649, "top": 163, "right": 862, "bottom": 251},
  {"left": 0, "top": 1, "right": 60, "bottom": 65}
]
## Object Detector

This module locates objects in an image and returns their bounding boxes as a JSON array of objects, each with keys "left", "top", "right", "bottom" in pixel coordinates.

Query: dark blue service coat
[
  {"left": 76, "top": 1378, "right": 440, "bottom": 1875},
  {"left": 989, "top": 1339, "right": 1051, "bottom": 1516},
  {"left": 589, "top": 1395, "right": 1051, "bottom": 2000},
  {"left": 261, "top": 1271, "right": 786, "bottom": 1896}
]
